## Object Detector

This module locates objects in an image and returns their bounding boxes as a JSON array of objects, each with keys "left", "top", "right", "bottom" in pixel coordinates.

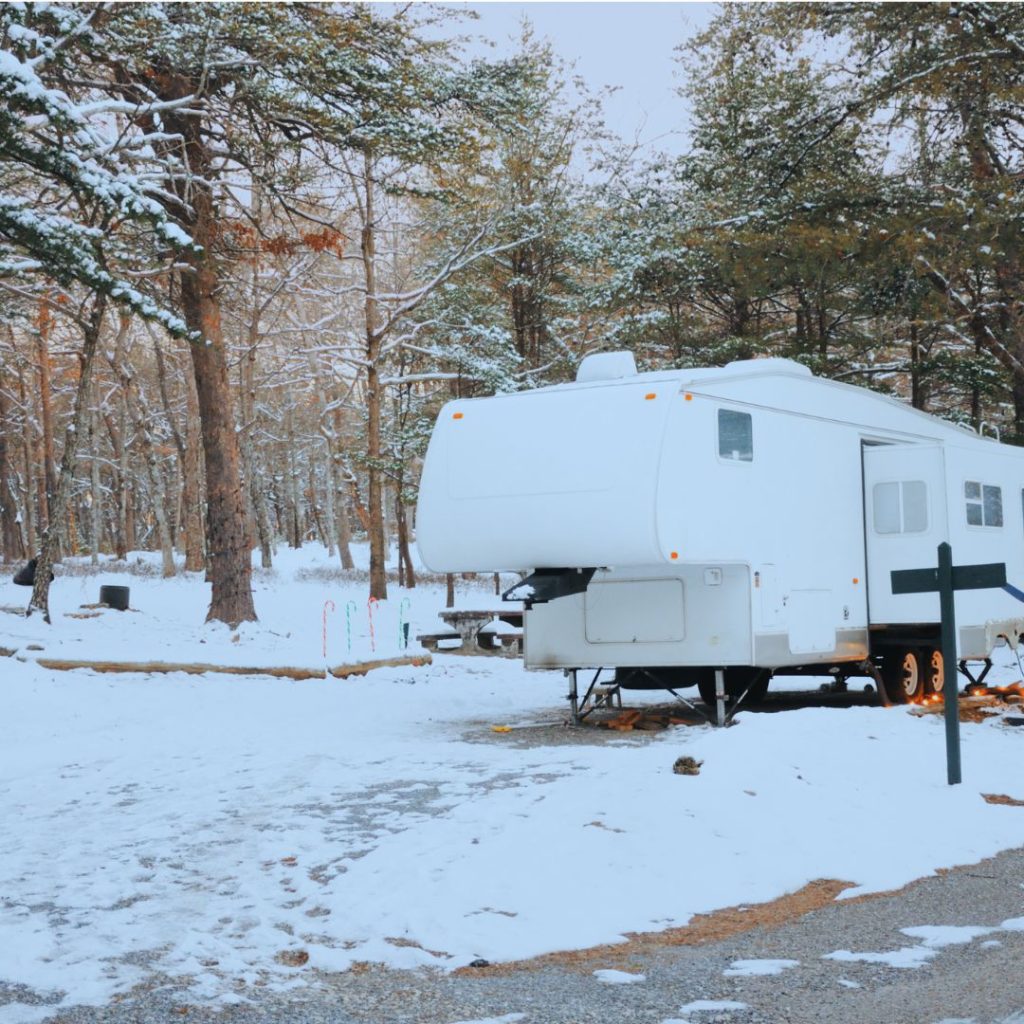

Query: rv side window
[
  {"left": 873, "top": 480, "right": 928, "bottom": 534},
  {"left": 718, "top": 409, "right": 753, "bottom": 462},
  {"left": 965, "top": 481, "right": 1003, "bottom": 527}
]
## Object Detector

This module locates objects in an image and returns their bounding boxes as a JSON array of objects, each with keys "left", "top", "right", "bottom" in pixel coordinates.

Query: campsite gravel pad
[{"left": 32, "top": 845, "right": 1024, "bottom": 1024}]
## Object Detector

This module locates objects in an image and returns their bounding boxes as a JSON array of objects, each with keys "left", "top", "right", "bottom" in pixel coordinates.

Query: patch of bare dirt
[
  {"left": 454, "top": 878, "right": 854, "bottom": 976},
  {"left": 982, "top": 792, "right": 1024, "bottom": 807}
]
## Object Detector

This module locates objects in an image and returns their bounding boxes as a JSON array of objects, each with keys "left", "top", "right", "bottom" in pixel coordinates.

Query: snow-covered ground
[{"left": 2, "top": 545, "right": 1024, "bottom": 1022}]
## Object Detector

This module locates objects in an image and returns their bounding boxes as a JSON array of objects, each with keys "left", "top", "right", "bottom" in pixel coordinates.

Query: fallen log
[
  {"left": 329, "top": 654, "right": 432, "bottom": 678},
  {"left": 35, "top": 654, "right": 433, "bottom": 680},
  {"left": 36, "top": 659, "right": 327, "bottom": 680}
]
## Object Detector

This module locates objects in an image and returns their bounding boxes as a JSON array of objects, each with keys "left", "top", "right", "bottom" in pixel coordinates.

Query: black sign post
[{"left": 891, "top": 543, "right": 1006, "bottom": 786}]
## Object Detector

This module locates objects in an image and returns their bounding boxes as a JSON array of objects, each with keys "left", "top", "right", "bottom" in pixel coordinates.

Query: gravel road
[{"left": 22, "top": 842, "right": 1024, "bottom": 1024}]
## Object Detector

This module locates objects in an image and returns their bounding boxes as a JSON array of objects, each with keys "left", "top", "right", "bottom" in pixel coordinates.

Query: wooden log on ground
[
  {"left": 35, "top": 653, "right": 433, "bottom": 681},
  {"left": 329, "top": 654, "right": 432, "bottom": 678},
  {"left": 36, "top": 659, "right": 326, "bottom": 680}
]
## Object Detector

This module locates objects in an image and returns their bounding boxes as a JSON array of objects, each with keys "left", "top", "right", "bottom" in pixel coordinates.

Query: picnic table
[{"left": 416, "top": 608, "right": 524, "bottom": 657}]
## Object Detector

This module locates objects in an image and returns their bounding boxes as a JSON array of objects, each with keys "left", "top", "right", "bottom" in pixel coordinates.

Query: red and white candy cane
[
  {"left": 367, "top": 596, "right": 379, "bottom": 653},
  {"left": 322, "top": 599, "right": 336, "bottom": 659}
]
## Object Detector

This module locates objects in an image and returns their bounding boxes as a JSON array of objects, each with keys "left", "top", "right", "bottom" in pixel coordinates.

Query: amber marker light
[
  {"left": 452, "top": 412, "right": 464, "bottom": 420},
  {"left": 670, "top": 551, "right": 679, "bottom": 560},
  {"left": 683, "top": 393, "right": 693, "bottom": 401},
  {"left": 645, "top": 392, "right": 657, "bottom": 400},
  {"left": 852, "top": 577, "right": 859, "bottom": 584}
]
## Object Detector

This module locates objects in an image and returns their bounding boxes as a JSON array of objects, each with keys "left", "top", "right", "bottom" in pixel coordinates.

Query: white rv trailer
[{"left": 415, "top": 353, "right": 1024, "bottom": 708}]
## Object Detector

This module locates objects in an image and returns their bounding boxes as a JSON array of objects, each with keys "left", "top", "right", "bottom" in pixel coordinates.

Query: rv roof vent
[
  {"left": 723, "top": 357, "right": 813, "bottom": 377},
  {"left": 724, "top": 358, "right": 811, "bottom": 378},
  {"left": 576, "top": 351, "right": 638, "bottom": 383}
]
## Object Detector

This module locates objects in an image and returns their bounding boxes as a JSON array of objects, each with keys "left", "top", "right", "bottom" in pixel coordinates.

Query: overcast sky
[{"left": 439, "top": 2, "right": 719, "bottom": 158}]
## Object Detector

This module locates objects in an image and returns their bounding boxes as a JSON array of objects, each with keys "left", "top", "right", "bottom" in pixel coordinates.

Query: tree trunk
[
  {"left": 158, "top": 93, "right": 256, "bottom": 624},
  {"left": 180, "top": 255, "right": 257, "bottom": 624},
  {"left": 28, "top": 295, "right": 106, "bottom": 621},
  {"left": 127, "top": 387, "right": 176, "bottom": 578},
  {"left": 0, "top": 375, "right": 25, "bottom": 562},
  {"left": 308, "top": 464, "right": 329, "bottom": 549},
  {"left": 89, "top": 393, "right": 101, "bottom": 565},
  {"left": 154, "top": 335, "right": 205, "bottom": 571},
  {"left": 284, "top": 399, "right": 302, "bottom": 549},
  {"left": 182, "top": 375, "right": 206, "bottom": 571},
  {"left": 361, "top": 149, "right": 388, "bottom": 601},
  {"left": 238, "top": 342, "right": 273, "bottom": 570},
  {"left": 103, "top": 409, "right": 128, "bottom": 559},
  {"left": 18, "top": 369, "right": 36, "bottom": 556},
  {"left": 34, "top": 301, "right": 57, "bottom": 533},
  {"left": 396, "top": 498, "right": 416, "bottom": 589},
  {"left": 330, "top": 406, "right": 355, "bottom": 569},
  {"left": 321, "top": 450, "right": 336, "bottom": 558}
]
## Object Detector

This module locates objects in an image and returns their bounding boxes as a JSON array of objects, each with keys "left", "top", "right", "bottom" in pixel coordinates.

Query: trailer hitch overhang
[{"left": 502, "top": 568, "right": 597, "bottom": 609}]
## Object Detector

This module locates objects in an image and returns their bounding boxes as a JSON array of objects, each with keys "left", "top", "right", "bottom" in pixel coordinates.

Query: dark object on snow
[
  {"left": 100, "top": 585, "right": 130, "bottom": 611},
  {"left": 13, "top": 558, "right": 51, "bottom": 586},
  {"left": 672, "top": 756, "right": 703, "bottom": 776},
  {"left": 467, "top": 958, "right": 490, "bottom": 968},
  {"left": 1005, "top": 716, "right": 1024, "bottom": 728}
]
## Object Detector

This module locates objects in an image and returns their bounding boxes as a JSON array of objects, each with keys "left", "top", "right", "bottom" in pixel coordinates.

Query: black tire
[
  {"left": 923, "top": 647, "right": 944, "bottom": 697},
  {"left": 882, "top": 647, "right": 926, "bottom": 704}
]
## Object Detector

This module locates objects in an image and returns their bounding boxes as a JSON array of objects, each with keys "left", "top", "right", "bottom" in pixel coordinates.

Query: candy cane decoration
[
  {"left": 366, "top": 598, "right": 378, "bottom": 651},
  {"left": 367, "top": 597, "right": 379, "bottom": 653},
  {"left": 322, "top": 599, "right": 336, "bottom": 659},
  {"left": 345, "top": 600, "right": 357, "bottom": 654},
  {"left": 398, "top": 597, "right": 411, "bottom": 650}
]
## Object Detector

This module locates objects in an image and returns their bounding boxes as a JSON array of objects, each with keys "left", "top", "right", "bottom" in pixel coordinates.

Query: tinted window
[
  {"left": 718, "top": 409, "right": 753, "bottom": 462},
  {"left": 965, "top": 481, "right": 1002, "bottom": 527}
]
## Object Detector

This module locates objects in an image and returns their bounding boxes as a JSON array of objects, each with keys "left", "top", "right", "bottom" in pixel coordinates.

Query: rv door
[{"left": 863, "top": 444, "right": 948, "bottom": 626}]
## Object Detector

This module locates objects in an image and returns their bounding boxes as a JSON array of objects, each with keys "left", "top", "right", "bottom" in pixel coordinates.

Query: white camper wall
[
  {"left": 654, "top": 384, "right": 870, "bottom": 652},
  {"left": 940, "top": 441, "right": 1024, "bottom": 655},
  {"left": 416, "top": 381, "right": 677, "bottom": 572}
]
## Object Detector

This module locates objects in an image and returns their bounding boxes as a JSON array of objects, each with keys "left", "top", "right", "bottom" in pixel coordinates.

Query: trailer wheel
[
  {"left": 923, "top": 647, "right": 944, "bottom": 696},
  {"left": 882, "top": 648, "right": 925, "bottom": 703}
]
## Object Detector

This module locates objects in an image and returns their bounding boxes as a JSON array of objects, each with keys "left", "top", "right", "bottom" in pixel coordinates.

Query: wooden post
[
  {"left": 891, "top": 548, "right": 1006, "bottom": 786},
  {"left": 937, "top": 543, "right": 961, "bottom": 785}
]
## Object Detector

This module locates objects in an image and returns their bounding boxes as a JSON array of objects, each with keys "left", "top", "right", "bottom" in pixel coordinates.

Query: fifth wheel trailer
[{"left": 415, "top": 353, "right": 1024, "bottom": 706}]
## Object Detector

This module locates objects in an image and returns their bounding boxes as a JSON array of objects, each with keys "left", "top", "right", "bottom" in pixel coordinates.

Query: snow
[
  {"left": 593, "top": 969, "right": 646, "bottom": 984},
  {"left": 2, "top": 544, "right": 1024, "bottom": 1017},
  {"left": 676, "top": 1000, "right": 749, "bottom": 1014},
  {"left": 900, "top": 925, "right": 995, "bottom": 947},
  {"left": 825, "top": 925, "right": 999, "bottom": 970},
  {"left": 824, "top": 946, "right": 939, "bottom": 970},
  {"left": 723, "top": 958, "right": 798, "bottom": 977},
  {"left": 447, "top": 1016, "right": 524, "bottom": 1024}
]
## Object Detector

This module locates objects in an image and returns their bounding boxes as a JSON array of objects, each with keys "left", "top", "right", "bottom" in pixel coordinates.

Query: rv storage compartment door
[
  {"left": 863, "top": 444, "right": 947, "bottom": 626},
  {"left": 416, "top": 383, "right": 676, "bottom": 572},
  {"left": 585, "top": 577, "right": 685, "bottom": 644}
]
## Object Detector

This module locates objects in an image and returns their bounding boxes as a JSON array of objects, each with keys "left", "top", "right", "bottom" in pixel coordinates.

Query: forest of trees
[{"left": 2, "top": 2, "right": 1022, "bottom": 624}]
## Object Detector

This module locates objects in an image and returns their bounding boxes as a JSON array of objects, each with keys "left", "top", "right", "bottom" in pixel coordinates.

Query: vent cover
[{"left": 576, "top": 351, "right": 638, "bottom": 383}]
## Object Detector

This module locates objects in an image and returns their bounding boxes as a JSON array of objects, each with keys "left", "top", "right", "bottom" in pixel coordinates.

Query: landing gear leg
[
  {"left": 715, "top": 667, "right": 726, "bottom": 728},
  {"left": 860, "top": 659, "right": 891, "bottom": 708},
  {"left": 566, "top": 669, "right": 579, "bottom": 723}
]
